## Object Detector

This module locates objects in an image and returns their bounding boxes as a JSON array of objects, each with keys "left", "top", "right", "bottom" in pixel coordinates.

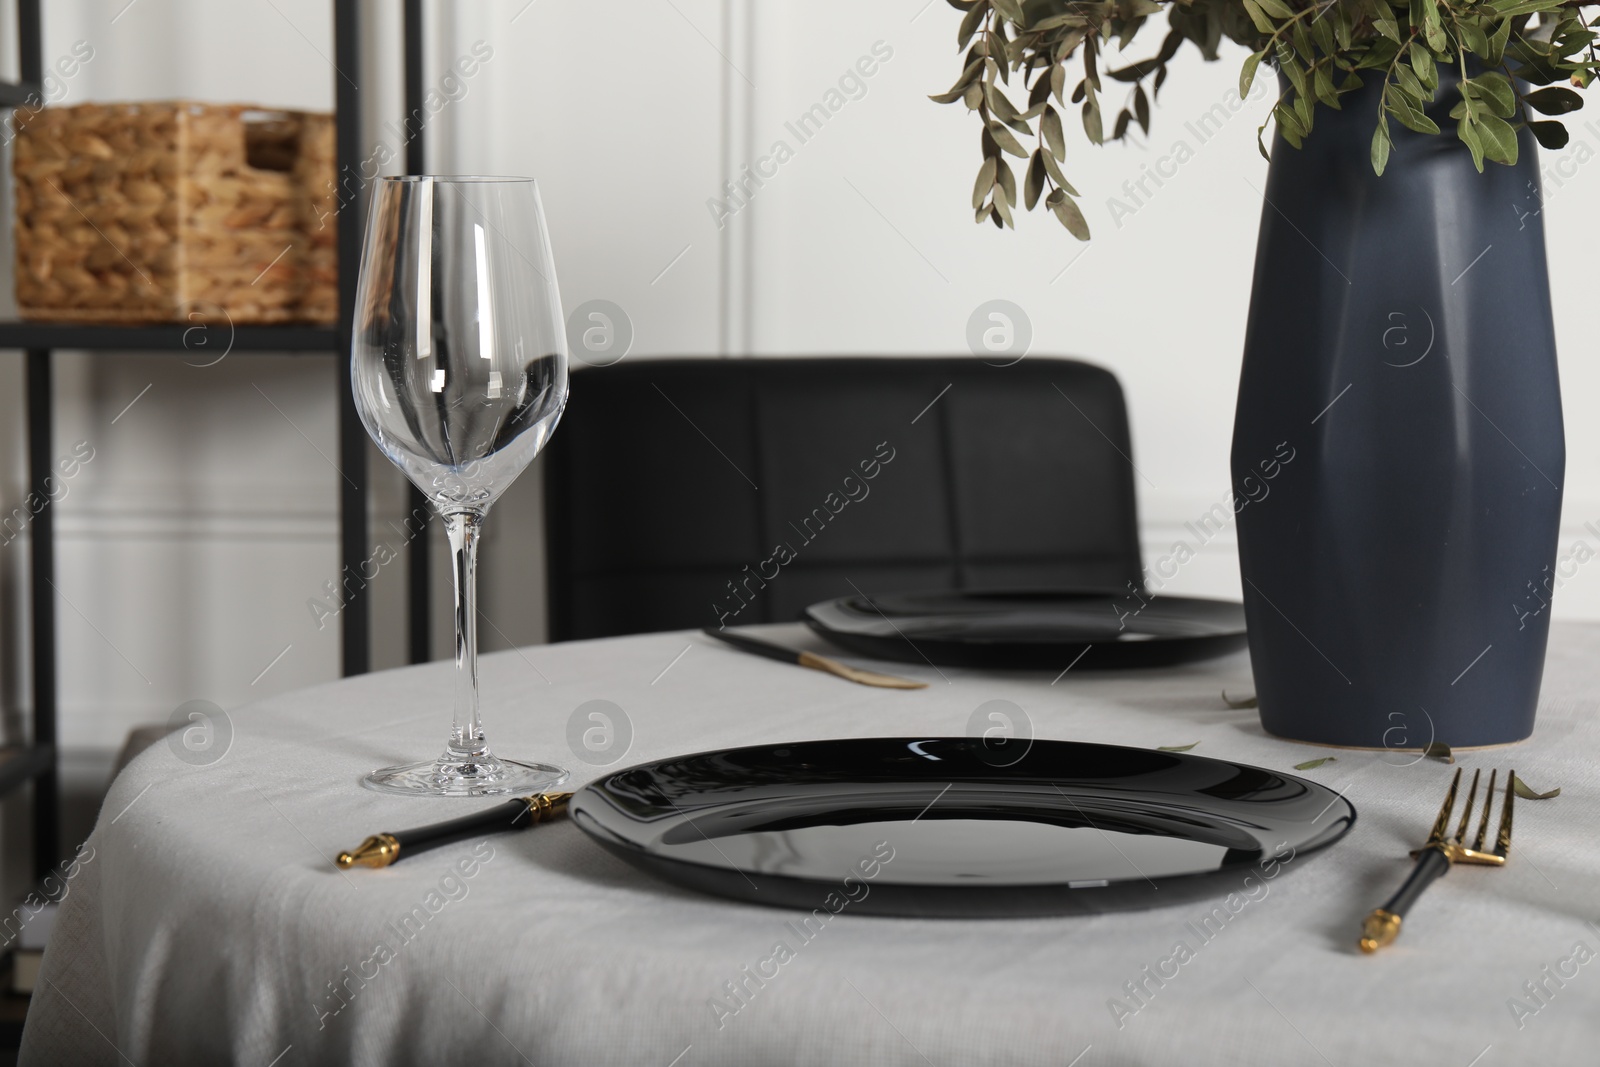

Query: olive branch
[{"left": 931, "top": 0, "right": 1600, "bottom": 240}]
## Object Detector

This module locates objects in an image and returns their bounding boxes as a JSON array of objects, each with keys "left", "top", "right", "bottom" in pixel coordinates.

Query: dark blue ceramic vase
[{"left": 1231, "top": 70, "right": 1564, "bottom": 748}]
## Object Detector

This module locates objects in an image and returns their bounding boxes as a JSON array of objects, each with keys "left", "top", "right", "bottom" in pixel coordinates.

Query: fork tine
[
  {"left": 1495, "top": 770, "right": 1515, "bottom": 858},
  {"left": 1473, "top": 769, "right": 1498, "bottom": 852},
  {"left": 1427, "top": 767, "right": 1463, "bottom": 845},
  {"left": 1453, "top": 768, "right": 1481, "bottom": 843}
]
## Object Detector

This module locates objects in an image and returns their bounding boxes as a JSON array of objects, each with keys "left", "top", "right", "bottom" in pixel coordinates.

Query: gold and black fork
[{"left": 1359, "top": 767, "right": 1514, "bottom": 953}]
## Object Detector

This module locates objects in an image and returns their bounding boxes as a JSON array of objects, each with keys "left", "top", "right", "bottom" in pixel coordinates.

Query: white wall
[{"left": 3, "top": 0, "right": 1599, "bottom": 805}]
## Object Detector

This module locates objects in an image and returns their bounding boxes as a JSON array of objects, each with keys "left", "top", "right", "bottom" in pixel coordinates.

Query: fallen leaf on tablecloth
[
  {"left": 1512, "top": 774, "right": 1560, "bottom": 800},
  {"left": 1158, "top": 742, "right": 1200, "bottom": 752},
  {"left": 1222, "top": 690, "right": 1258, "bottom": 709},
  {"left": 1293, "top": 757, "right": 1337, "bottom": 770},
  {"left": 1424, "top": 741, "right": 1454, "bottom": 763}
]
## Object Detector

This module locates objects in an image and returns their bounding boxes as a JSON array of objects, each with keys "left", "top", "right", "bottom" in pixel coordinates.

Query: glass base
[{"left": 361, "top": 752, "right": 569, "bottom": 797}]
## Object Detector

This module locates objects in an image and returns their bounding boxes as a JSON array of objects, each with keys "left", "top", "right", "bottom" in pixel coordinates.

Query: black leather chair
[{"left": 543, "top": 357, "right": 1142, "bottom": 641}]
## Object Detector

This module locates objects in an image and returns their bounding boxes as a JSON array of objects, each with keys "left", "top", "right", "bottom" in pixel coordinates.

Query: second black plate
[{"left": 805, "top": 589, "right": 1247, "bottom": 669}]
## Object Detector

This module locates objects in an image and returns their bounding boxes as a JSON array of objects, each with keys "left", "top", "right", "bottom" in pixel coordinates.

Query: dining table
[{"left": 20, "top": 621, "right": 1600, "bottom": 1065}]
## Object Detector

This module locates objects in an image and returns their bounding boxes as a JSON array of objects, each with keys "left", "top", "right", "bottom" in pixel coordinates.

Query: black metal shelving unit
[{"left": 0, "top": 0, "right": 435, "bottom": 890}]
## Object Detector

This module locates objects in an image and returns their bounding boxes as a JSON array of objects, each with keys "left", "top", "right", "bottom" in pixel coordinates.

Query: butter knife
[
  {"left": 701, "top": 627, "right": 927, "bottom": 689},
  {"left": 337, "top": 792, "right": 572, "bottom": 869}
]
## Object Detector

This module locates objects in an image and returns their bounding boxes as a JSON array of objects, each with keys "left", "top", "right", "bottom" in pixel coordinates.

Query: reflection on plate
[
  {"left": 570, "top": 737, "right": 1354, "bottom": 917},
  {"left": 805, "top": 590, "right": 1249, "bottom": 669}
]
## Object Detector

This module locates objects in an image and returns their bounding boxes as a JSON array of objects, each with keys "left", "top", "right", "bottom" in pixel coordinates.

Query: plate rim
[
  {"left": 570, "top": 736, "right": 1358, "bottom": 899},
  {"left": 805, "top": 589, "right": 1247, "bottom": 647}
]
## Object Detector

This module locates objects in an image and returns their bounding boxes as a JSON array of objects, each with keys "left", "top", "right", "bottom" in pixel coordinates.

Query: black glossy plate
[
  {"left": 804, "top": 589, "right": 1247, "bottom": 669},
  {"left": 569, "top": 737, "right": 1355, "bottom": 917}
]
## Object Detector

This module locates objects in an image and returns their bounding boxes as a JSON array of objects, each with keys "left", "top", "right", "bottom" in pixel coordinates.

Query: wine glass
[{"left": 351, "top": 176, "right": 569, "bottom": 796}]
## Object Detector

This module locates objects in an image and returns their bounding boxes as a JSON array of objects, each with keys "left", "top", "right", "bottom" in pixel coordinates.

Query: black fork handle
[
  {"left": 1383, "top": 845, "right": 1452, "bottom": 917},
  {"left": 1359, "top": 845, "right": 1451, "bottom": 953}
]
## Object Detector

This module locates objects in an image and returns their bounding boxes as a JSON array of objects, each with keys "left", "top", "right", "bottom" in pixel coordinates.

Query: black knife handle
[
  {"left": 337, "top": 793, "right": 571, "bottom": 869},
  {"left": 393, "top": 798, "right": 534, "bottom": 855}
]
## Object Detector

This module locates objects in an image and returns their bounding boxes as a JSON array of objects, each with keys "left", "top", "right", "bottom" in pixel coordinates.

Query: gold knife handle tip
[
  {"left": 336, "top": 833, "right": 401, "bottom": 870},
  {"left": 1358, "top": 908, "right": 1401, "bottom": 954},
  {"left": 522, "top": 791, "right": 574, "bottom": 824}
]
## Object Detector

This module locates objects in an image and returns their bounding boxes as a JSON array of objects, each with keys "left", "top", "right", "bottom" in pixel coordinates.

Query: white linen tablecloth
[{"left": 21, "top": 623, "right": 1600, "bottom": 1066}]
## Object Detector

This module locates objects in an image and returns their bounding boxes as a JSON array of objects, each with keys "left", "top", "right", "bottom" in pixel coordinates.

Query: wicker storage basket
[{"left": 12, "top": 102, "right": 336, "bottom": 325}]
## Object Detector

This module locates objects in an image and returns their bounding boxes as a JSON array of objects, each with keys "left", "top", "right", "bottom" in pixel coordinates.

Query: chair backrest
[{"left": 543, "top": 356, "right": 1142, "bottom": 641}]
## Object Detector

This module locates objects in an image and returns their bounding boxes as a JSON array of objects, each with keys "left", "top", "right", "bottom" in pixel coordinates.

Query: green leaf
[
  {"left": 1526, "top": 86, "right": 1584, "bottom": 115},
  {"left": 1473, "top": 72, "right": 1517, "bottom": 118},
  {"left": 1275, "top": 103, "right": 1306, "bottom": 148},
  {"left": 1371, "top": 119, "right": 1392, "bottom": 175},
  {"left": 1422, "top": 2, "right": 1448, "bottom": 50},
  {"left": 1487, "top": 17, "right": 1512, "bottom": 66},
  {"left": 1477, "top": 112, "right": 1519, "bottom": 164},
  {"left": 1106, "top": 58, "right": 1163, "bottom": 83},
  {"left": 1113, "top": 108, "right": 1131, "bottom": 140},
  {"left": 1024, "top": 150, "right": 1046, "bottom": 209},
  {"left": 1240, "top": 49, "right": 1266, "bottom": 99},
  {"left": 1032, "top": 13, "right": 1083, "bottom": 32},
  {"left": 1491, "top": 0, "right": 1567, "bottom": 13},
  {"left": 1424, "top": 741, "right": 1454, "bottom": 763},
  {"left": 1042, "top": 104, "right": 1066, "bottom": 159},
  {"left": 1393, "top": 63, "right": 1427, "bottom": 104},
  {"left": 1157, "top": 742, "right": 1200, "bottom": 752},
  {"left": 1134, "top": 85, "right": 1150, "bottom": 134},
  {"left": 1291, "top": 21, "right": 1315, "bottom": 64},
  {"left": 1081, "top": 98, "right": 1103, "bottom": 144},
  {"left": 1313, "top": 64, "right": 1339, "bottom": 108},
  {"left": 1511, "top": 774, "right": 1560, "bottom": 800},
  {"left": 987, "top": 120, "right": 1029, "bottom": 157},
  {"left": 1528, "top": 119, "right": 1570, "bottom": 149},
  {"left": 991, "top": 0, "right": 1024, "bottom": 23},
  {"left": 1029, "top": 70, "right": 1053, "bottom": 109},
  {"left": 972, "top": 156, "right": 997, "bottom": 209},
  {"left": 993, "top": 190, "right": 1014, "bottom": 227},
  {"left": 1049, "top": 192, "right": 1090, "bottom": 240},
  {"left": 1222, "top": 690, "right": 1258, "bottom": 709},
  {"left": 989, "top": 88, "right": 1022, "bottom": 122},
  {"left": 1312, "top": 15, "right": 1335, "bottom": 56},
  {"left": 1281, "top": 55, "right": 1308, "bottom": 98},
  {"left": 1293, "top": 757, "right": 1338, "bottom": 770},
  {"left": 1373, "top": 16, "right": 1402, "bottom": 43},
  {"left": 1040, "top": 149, "right": 1078, "bottom": 195},
  {"left": 931, "top": 57, "right": 986, "bottom": 103},
  {"left": 1410, "top": 48, "right": 1435, "bottom": 90},
  {"left": 1255, "top": 0, "right": 1295, "bottom": 18},
  {"left": 1388, "top": 94, "right": 1440, "bottom": 135},
  {"left": 1458, "top": 117, "right": 1486, "bottom": 171},
  {"left": 957, "top": 2, "right": 986, "bottom": 49},
  {"left": 1242, "top": 0, "right": 1277, "bottom": 34},
  {"left": 995, "top": 156, "right": 1016, "bottom": 205}
]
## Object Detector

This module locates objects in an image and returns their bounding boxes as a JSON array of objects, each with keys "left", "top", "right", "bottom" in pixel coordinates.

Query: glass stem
[{"left": 443, "top": 509, "right": 488, "bottom": 762}]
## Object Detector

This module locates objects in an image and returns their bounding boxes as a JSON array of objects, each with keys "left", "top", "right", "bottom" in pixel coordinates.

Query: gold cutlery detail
[{"left": 1359, "top": 767, "right": 1513, "bottom": 953}]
